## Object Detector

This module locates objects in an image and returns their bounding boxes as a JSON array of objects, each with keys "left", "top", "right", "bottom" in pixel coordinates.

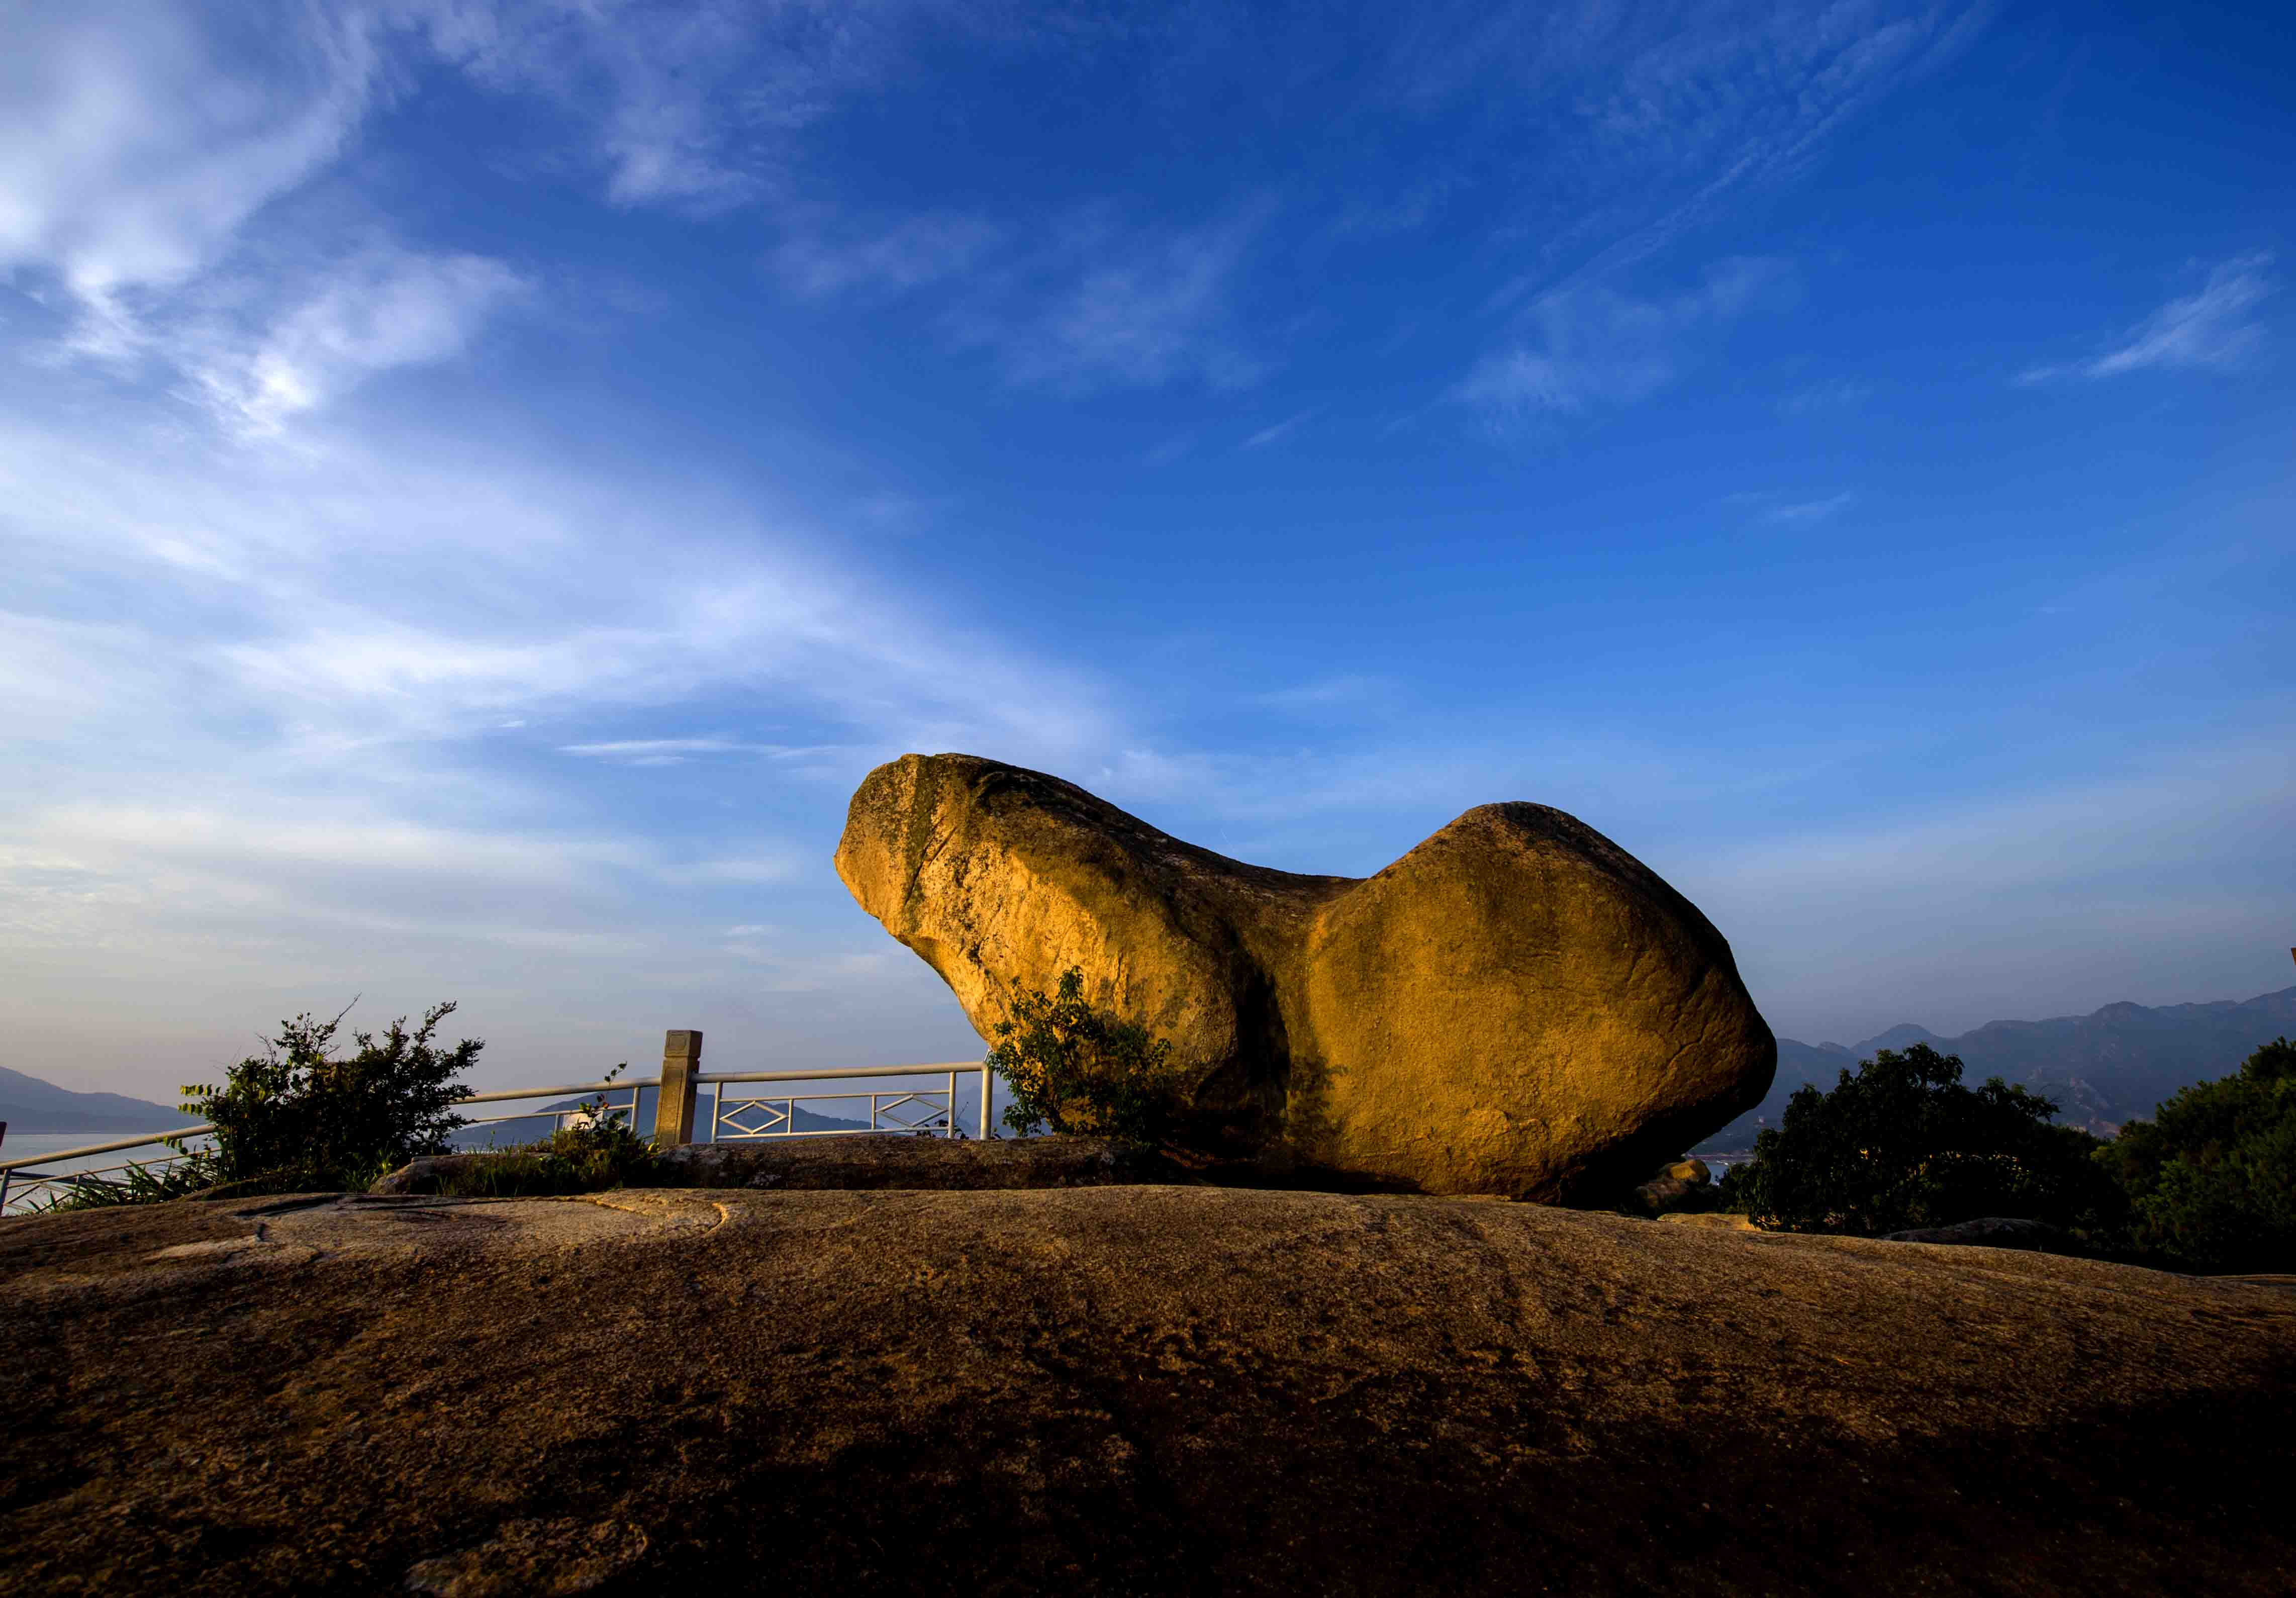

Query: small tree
[
  {"left": 2102, "top": 1037, "right": 2296, "bottom": 1273},
  {"left": 179, "top": 1001, "right": 479, "bottom": 1192},
  {"left": 988, "top": 968, "right": 1188, "bottom": 1144},
  {"left": 1718, "top": 1042, "right": 2120, "bottom": 1238}
]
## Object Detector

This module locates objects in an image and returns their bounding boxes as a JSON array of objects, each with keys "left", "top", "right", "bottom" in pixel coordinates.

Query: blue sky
[{"left": 4, "top": 1, "right": 2290, "bottom": 1099}]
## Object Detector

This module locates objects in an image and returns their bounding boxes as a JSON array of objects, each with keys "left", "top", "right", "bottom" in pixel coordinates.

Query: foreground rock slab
[
  {"left": 835, "top": 753, "right": 1776, "bottom": 1200},
  {"left": 5, "top": 1188, "right": 2292, "bottom": 1596},
  {"left": 374, "top": 1134, "right": 1185, "bottom": 1194}
]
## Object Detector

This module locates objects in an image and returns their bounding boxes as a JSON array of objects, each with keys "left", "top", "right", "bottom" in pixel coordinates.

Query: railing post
[
  {"left": 654, "top": 1029, "right": 703, "bottom": 1147},
  {"left": 980, "top": 1062, "right": 994, "bottom": 1141}
]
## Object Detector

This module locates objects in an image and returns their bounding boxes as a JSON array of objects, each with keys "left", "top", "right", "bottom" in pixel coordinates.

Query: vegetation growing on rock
[
  {"left": 989, "top": 967, "right": 1190, "bottom": 1143},
  {"left": 421, "top": 1072, "right": 665, "bottom": 1197},
  {"left": 2102, "top": 1036, "right": 2296, "bottom": 1272},
  {"left": 180, "top": 1002, "right": 479, "bottom": 1194},
  {"left": 1717, "top": 1043, "right": 2122, "bottom": 1242}
]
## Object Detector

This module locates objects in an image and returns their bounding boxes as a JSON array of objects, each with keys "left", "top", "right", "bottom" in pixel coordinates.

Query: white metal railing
[
  {"left": 700, "top": 1062, "right": 989, "bottom": 1142},
  {"left": 0, "top": 1126, "right": 216, "bottom": 1215},
  {"left": 453, "top": 1079, "right": 650, "bottom": 1145},
  {"left": 1, "top": 1057, "right": 997, "bottom": 1215}
]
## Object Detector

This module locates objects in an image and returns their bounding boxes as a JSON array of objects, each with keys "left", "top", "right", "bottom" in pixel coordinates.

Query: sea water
[{"left": 0, "top": 1129, "right": 211, "bottom": 1212}]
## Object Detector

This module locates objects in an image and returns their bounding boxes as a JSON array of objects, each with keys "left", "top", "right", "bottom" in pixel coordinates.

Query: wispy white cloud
[
  {"left": 1252, "top": 675, "right": 1403, "bottom": 715},
  {"left": 1728, "top": 489, "right": 1855, "bottom": 526},
  {"left": 958, "top": 208, "right": 1270, "bottom": 393},
  {"left": 0, "top": 390, "right": 1118, "bottom": 1085},
  {"left": 770, "top": 211, "right": 1004, "bottom": 299},
  {"left": 187, "top": 247, "right": 528, "bottom": 433},
  {"left": 1458, "top": 255, "right": 1792, "bottom": 416},
  {"left": 420, "top": 0, "right": 941, "bottom": 212},
  {"left": 656, "top": 856, "right": 802, "bottom": 886},
  {"left": 0, "top": 2, "right": 387, "bottom": 340},
  {"left": 2, "top": 0, "right": 959, "bottom": 411},
  {"left": 2, "top": 389, "right": 1118, "bottom": 757},
  {"left": 558, "top": 738, "right": 838, "bottom": 766},
  {"left": 1452, "top": 3, "right": 1991, "bottom": 304},
  {"left": 1241, "top": 410, "right": 1315, "bottom": 449},
  {"left": 1777, "top": 379, "right": 1871, "bottom": 415},
  {"left": 779, "top": 199, "right": 1272, "bottom": 395},
  {"left": 2019, "top": 253, "right": 2276, "bottom": 384}
]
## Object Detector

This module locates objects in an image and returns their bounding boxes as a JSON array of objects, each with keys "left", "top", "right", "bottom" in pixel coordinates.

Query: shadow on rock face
[{"left": 834, "top": 753, "right": 1776, "bottom": 1201}]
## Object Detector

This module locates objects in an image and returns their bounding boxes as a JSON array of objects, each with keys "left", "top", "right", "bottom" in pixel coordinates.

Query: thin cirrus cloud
[
  {"left": 188, "top": 248, "right": 529, "bottom": 434},
  {"left": 1458, "top": 255, "right": 1793, "bottom": 416},
  {"left": 2019, "top": 252, "right": 2276, "bottom": 384},
  {"left": 769, "top": 210, "right": 1006, "bottom": 300},
  {"left": 1726, "top": 490, "right": 1856, "bottom": 527},
  {"left": 0, "top": 403, "right": 1119, "bottom": 766},
  {"left": 0, "top": 403, "right": 1123, "bottom": 1071},
  {"left": 787, "top": 203, "right": 1274, "bottom": 395},
  {"left": 1456, "top": 2, "right": 1991, "bottom": 306},
  {"left": 1002, "top": 213, "right": 1267, "bottom": 392},
  {"left": 3, "top": 0, "right": 955, "bottom": 406},
  {"left": 0, "top": 2, "right": 385, "bottom": 317},
  {"left": 558, "top": 739, "right": 844, "bottom": 767},
  {"left": 1777, "top": 379, "right": 1872, "bottom": 415},
  {"left": 427, "top": 0, "right": 944, "bottom": 211},
  {"left": 1241, "top": 410, "right": 1315, "bottom": 449}
]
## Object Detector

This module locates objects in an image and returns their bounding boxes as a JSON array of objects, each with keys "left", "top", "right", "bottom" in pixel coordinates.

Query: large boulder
[{"left": 834, "top": 753, "right": 1775, "bottom": 1201}]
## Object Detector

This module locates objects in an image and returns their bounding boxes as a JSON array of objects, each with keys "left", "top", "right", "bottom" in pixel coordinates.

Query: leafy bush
[
  {"left": 176, "top": 1002, "right": 479, "bottom": 1194},
  {"left": 2100, "top": 1037, "right": 2296, "bottom": 1273},
  {"left": 1718, "top": 1043, "right": 2121, "bottom": 1239},
  {"left": 989, "top": 967, "right": 1188, "bottom": 1143},
  {"left": 429, "top": 1070, "right": 663, "bottom": 1197}
]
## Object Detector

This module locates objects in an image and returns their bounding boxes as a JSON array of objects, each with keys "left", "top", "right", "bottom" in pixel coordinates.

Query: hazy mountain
[
  {"left": 1695, "top": 984, "right": 2296, "bottom": 1153},
  {"left": 0, "top": 1066, "right": 183, "bottom": 1136}
]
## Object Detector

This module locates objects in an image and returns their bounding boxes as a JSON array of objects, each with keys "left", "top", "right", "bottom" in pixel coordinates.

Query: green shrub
[
  {"left": 429, "top": 1071, "right": 662, "bottom": 1197},
  {"left": 1718, "top": 1042, "right": 2121, "bottom": 1240},
  {"left": 989, "top": 968, "right": 1188, "bottom": 1144},
  {"left": 41, "top": 1156, "right": 218, "bottom": 1212},
  {"left": 2101, "top": 1037, "right": 2296, "bottom": 1273},
  {"left": 176, "top": 1001, "right": 479, "bottom": 1194}
]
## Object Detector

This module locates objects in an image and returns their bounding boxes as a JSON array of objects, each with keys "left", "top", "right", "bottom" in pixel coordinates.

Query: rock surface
[
  {"left": 5, "top": 1187, "right": 2292, "bottom": 1596},
  {"left": 1658, "top": 1208, "right": 1759, "bottom": 1230},
  {"left": 1882, "top": 1216, "right": 2068, "bottom": 1250},
  {"left": 374, "top": 1135, "right": 1187, "bottom": 1195},
  {"left": 834, "top": 753, "right": 1775, "bottom": 1200},
  {"left": 1631, "top": 1156, "right": 1719, "bottom": 1216},
  {"left": 1629, "top": 1175, "right": 1719, "bottom": 1217},
  {"left": 402, "top": 1518, "right": 649, "bottom": 1597}
]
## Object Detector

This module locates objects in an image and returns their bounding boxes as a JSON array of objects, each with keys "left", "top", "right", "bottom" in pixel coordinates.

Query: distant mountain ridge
[
  {"left": 0, "top": 1066, "right": 183, "bottom": 1136},
  {"left": 1695, "top": 984, "right": 2296, "bottom": 1153}
]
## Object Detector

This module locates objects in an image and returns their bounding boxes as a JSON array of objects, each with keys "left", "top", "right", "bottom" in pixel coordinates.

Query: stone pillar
[{"left": 654, "top": 1029, "right": 703, "bottom": 1147}]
